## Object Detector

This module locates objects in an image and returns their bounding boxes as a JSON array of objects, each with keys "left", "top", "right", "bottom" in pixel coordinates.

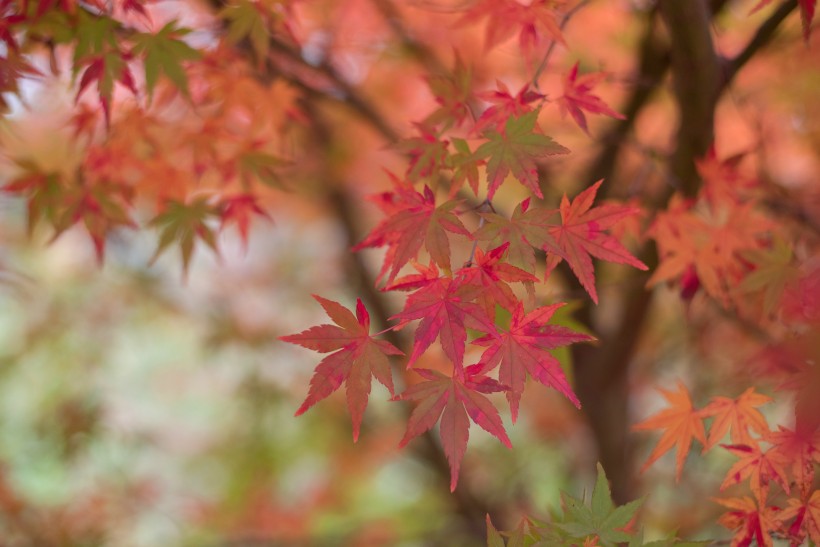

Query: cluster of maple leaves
[
  {"left": 1, "top": 0, "right": 819, "bottom": 544},
  {"left": 282, "top": 104, "right": 646, "bottom": 491},
  {"left": 630, "top": 140, "right": 820, "bottom": 545}
]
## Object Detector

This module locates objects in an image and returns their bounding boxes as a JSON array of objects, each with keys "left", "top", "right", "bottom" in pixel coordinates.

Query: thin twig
[
  {"left": 464, "top": 199, "right": 491, "bottom": 267},
  {"left": 531, "top": 0, "right": 593, "bottom": 90}
]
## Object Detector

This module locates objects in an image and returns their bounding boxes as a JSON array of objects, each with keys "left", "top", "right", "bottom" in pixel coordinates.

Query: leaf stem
[
  {"left": 464, "top": 199, "right": 492, "bottom": 267},
  {"left": 531, "top": 0, "right": 592, "bottom": 90}
]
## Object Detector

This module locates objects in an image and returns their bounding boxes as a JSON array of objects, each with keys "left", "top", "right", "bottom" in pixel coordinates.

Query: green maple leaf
[
  {"left": 72, "top": 11, "right": 120, "bottom": 67},
  {"left": 738, "top": 238, "right": 796, "bottom": 315},
  {"left": 487, "top": 515, "right": 506, "bottom": 547},
  {"left": 238, "top": 150, "right": 288, "bottom": 188},
  {"left": 132, "top": 21, "right": 201, "bottom": 101},
  {"left": 3, "top": 159, "right": 64, "bottom": 234},
  {"left": 554, "top": 463, "right": 643, "bottom": 546},
  {"left": 149, "top": 197, "right": 220, "bottom": 275},
  {"left": 473, "top": 110, "right": 569, "bottom": 200},
  {"left": 220, "top": 0, "right": 270, "bottom": 62}
]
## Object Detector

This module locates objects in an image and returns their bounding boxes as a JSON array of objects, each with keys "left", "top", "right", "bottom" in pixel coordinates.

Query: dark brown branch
[
  {"left": 581, "top": 7, "right": 668, "bottom": 196},
  {"left": 724, "top": 0, "right": 798, "bottom": 85},
  {"left": 659, "top": 0, "right": 721, "bottom": 196}
]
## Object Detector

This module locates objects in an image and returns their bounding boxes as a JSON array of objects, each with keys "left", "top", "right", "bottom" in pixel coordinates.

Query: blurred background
[{"left": 0, "top": 0, "right": 818, "bottom": 545}]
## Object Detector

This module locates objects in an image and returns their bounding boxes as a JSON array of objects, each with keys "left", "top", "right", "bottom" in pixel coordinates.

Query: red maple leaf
[
  {"left": 556, "top": 62, "right": 625, "bottom": 135},
  {"left": 394, "top": 125, "right": 450, "bottom": 183},
  {"left": 219, "top": 194, "right": 272, "bottom": 250},
  {"left": 633, "top": 381, "right": 706, "bottom": 481},
  {"left": 473, "top": 81, "right": 544, "bottom": 135},
  {"left": 279, "top": 296, "right": 402, "bottom": 442},
  {"left": 544, "top": 180, "right": 647, "bottom": 304},
  {"left": 390, "top": 273, "right": 497, "bottom": 368},
  {"left": 457, "top": 243, "right": 538, "bottom": 318},
  {"left": 75, "top": 51, "right": 138, "bottom": 125},
  {"left": 396, "top": 367, "right": 511, "bottom": 491},
  {"left": 55, "top": 181, "right": 136, "bottom": 262},
  {"left": 354, "top": 175, "right": 470, "bottom": 282},
  {"left": 476, "top": 197, "right": 558, "bottom": 273},
  {"left": 458, "top": 0, "right": 567, "bottom": 61},
  {"left": 471, "top": 303, "right": 593, "bottom": 422}
]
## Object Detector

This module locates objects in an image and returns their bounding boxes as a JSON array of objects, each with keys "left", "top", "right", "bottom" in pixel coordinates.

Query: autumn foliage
[{"left": 1, "top": 0, "right": 819, "bottom": 545}]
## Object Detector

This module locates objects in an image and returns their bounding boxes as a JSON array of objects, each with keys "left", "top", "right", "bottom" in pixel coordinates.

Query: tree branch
[{"left": 724, "top": 0, "right": 798, "bottom": 85}]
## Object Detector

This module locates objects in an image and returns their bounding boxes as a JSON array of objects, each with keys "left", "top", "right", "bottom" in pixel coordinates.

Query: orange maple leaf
[
  {"left": 701, "top": 387, "right": 772, "bottom": 451},
  {"left": 714, "top": 496, "right": 778, "bottom": 547},
  {"left": 633, "top": 381, "right": 706, "bottom": 481},
  {"left": 779, "top": 490, "right": 820, "bottom": 546},
  {"left": 720, "top": 443, "right": 790, "bottom": 503}
]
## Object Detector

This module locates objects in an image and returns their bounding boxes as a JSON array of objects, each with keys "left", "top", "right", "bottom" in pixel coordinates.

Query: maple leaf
[
  {"left": 75, "top": 51, "right": 138, "bottom": 125},
  {"left": 457, "top": 243, "right": 538, "bottom": 318},
  {"left": 131, "top": 20, "right": 202, "bottom": 102},
  {"left": 649, "top": 195, "right": 773, "bottom": 307},
  {"left": 473, "top": 81, "right": 544, "bottom": 134},
  {"left": 633, "top": 381, "right": 706, "bottom": 481},
  {"left": 556, "top": 62, "right": 625, "bottom": 135},
  {"left": 0, "top": 52, "right": 43, "bottom": 113},
  {"left": 68, "top": 102, "right": 103, "bottom": 141},
  {"left": 555, "top": 463, "right": 643, "bottom": 545},
  {"left": 3, "top": 160, "right": 65, "bottom": 234},
  {"left": 473, "top": 110, "right": 569, "bottom": 200},
  {"left": 390, "top": 273, "right": 496, "bottom": 368},
  {"left": 354, "top": 176, "right": 471, "bottom": 282},
  {"left": 714, "top": 496, "right": 778, "bottom": 547},
  {"left": 476, "top": 197, "right": 558, "bottom": 273},
  {"left": 719, "top": 443, "right": 790, "bottom": 502},
  {"left": 779, "top": 490, "right": 820, "bottom": 546},
  {"left": 701, "top": 388, "right": 772, "bottom": 450},
  {"left": 53, "top": 180, "right": 136, "bottom": 262},
  {"left": 149, "top": 197, "right": 221, "bottom": 275},
  {"left": 280, "top": 296, "right": 402, "bottom": 442},
  {"left": 695, "top": 146, "right": 757, "bottom": 208},
  {"left": 395, "top": 126, "right": 450, "bottom": 183},
  {"left": 738, "top": 238, "right": 796, "bottom": 316},
  {"left": 486, "top": 514, "right": 506, "bottom": 547},
  {"left": 219, "top": 194, "right": 272, "bottom": 250},
  {"left": 220, "top": 0, "right": 271, "bottom": 62},
  {"left": 471, "top": 303, "right": 593, "bottom": 422},
  {"left": 458, "top": 0, "right": 566, "bottom": 61},
  {"left": 766, "top": 426, "right": 820, "bottom": 498},
  {"left": 544, "top": 180, "right": 647, "bottom": 304},
  {"left": 396, "top": 368, "right": 511, "bottom": 491},
  {"left": 382, "top": 261, "right": 442, "bottom": 292},
  {"left": 70, "top": 13, "right": 136, "bottom": 124},
  {"left": 238, "top": 150, "right": 287, "bottom": 188},
  {"left": 423, "top": 55, "right": 475, "bottom": 130},
  {"left": 447, "top": 138, "right": 481, "bottom": 196}
]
